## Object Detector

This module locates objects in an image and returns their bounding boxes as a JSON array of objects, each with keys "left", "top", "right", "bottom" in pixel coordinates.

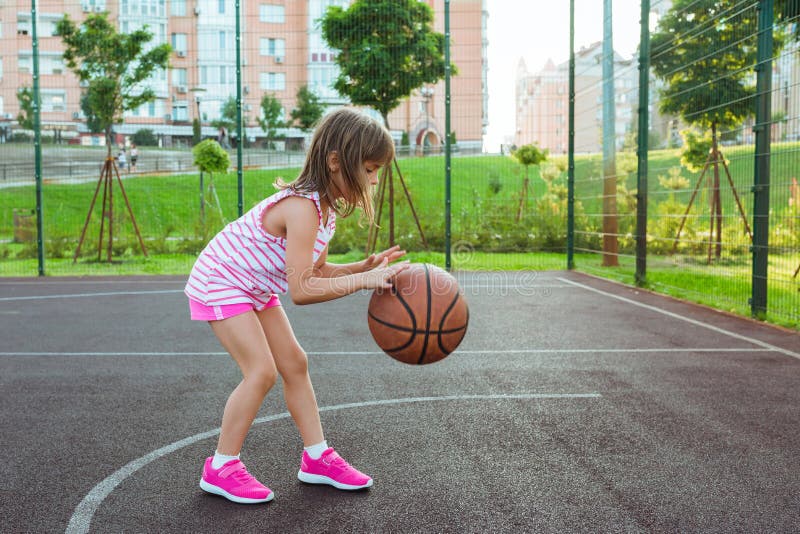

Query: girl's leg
[
  {"left": 256, "top": 305, "right": 324, "bottom": 446},
  {"left": 210, "top": 310, "right": 278, "bottom": 455}
]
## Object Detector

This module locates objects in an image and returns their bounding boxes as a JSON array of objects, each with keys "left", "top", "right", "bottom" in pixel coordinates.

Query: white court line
[
  {"left": 558, "top": 277, "right": 800, "bottom": 360},
  {"left": 0, "top": 348, "right": 778, "bottom": 357},
  {"left": 0, "top": 285, "right": 569, "bottom": 302},
  {"left": 0, "top": 289, "right": 183, "bottom": 302},
  {"left": 65, "top": 393, "right": 601, "bottom": 534}
]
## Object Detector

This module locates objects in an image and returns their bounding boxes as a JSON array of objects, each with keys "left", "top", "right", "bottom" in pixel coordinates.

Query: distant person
[
  {"left": 185, "top": 109, "right": 408, "bottom": 504},
  {"left": 117, "top": 147, "right": 127, "bottom": 172},
  {"left": 130, "top": 144, "right": 138, "bottom": 173},
  {"left": 217, "top": 126, "right": 230, "bottom": 149}
]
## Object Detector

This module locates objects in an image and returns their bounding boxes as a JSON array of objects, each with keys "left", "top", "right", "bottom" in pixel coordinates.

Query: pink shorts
[{"left": 189, "top": 295, "right": 281, "bottom": 321}]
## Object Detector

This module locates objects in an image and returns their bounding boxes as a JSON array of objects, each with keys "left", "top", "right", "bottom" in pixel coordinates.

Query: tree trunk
[{"left": 105, "top": 126, "right": 114, "bottom": 159}]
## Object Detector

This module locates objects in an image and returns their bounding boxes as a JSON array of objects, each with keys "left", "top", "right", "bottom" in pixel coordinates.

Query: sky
[{"left": 483, "top": 0, "right": 645, "bottom": 151}]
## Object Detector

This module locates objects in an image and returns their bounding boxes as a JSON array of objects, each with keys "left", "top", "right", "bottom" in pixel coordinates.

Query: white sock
[
  {"left": 304, "top": 440, "right": 328, "bottom": 460},
  {"left": 211, "top": 451, "right": 240, "bottom": 469}
]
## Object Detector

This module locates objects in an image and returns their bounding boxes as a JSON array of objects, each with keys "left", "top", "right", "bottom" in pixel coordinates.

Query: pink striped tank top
[{"left": 184, "top": 188, "right": 336, "bottom": 307}]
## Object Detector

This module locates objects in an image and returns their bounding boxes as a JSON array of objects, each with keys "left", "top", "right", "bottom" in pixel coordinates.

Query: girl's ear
[{"left": 326, "top": 151, "right": 340, "bottom": 173}]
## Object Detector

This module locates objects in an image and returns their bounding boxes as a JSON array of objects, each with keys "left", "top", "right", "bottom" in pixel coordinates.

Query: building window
[
  {"left": 41, "top": 91, "right": 67, "bottom": 112},
  {"left": 259, "top": 38, "right": 285, "bottom": 57},
  {"left": 17, "top": 53, "right": 64, "bottom": 75},
  {"left": 172, "top": 68, "right": 187, "bottom": 85},
  {"left": 217, "top": 31, "right": 233, "bottom": 51},
  {"left": 218, "top": 0, "right": 225, "bottom": 14},
  {"left": 173, "top": 102, "right": 188, "bottom": 121},
  {"left": 259, "top": 72, "right": 286, "bottom": 91},
  {"left": 171, "top": 33, "right": 187, "bottom": 54},
  {"left": 17, "top": 14, "right": 59, "bottom": 37},
  {"left": 259, "top": 4, "right": 285, "bottom": 23},
  {"left": 171, "top": 0, "right": 186, "bottom": 16}
]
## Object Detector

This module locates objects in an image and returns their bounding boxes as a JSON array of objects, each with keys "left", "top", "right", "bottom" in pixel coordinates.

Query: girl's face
[
  {"left": 364, "top": 161, "right": 382, "bottom": 187},
  {"left": 329, "top": 157, "right": 383, "bottom": 199}
]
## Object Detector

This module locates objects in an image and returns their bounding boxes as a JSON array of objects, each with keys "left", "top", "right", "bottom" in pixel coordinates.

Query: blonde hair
[{"left": 278, "top": 108, "right": 395, "bottom": 224}]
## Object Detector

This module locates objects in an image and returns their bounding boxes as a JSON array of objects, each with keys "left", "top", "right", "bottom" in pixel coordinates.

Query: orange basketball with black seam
[{"left": 367, "top": 263, "right": 469, "bottom": 365}]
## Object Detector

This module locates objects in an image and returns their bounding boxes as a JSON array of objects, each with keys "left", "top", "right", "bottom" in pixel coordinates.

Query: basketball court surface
[{"left": 1, "top": 270, "right": 798, "bottom": 533}]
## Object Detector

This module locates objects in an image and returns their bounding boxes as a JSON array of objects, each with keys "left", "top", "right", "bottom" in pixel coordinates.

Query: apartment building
[
  {"left": 514, "top": 43, "right": 639, "bottom": 155},
  {"left": 0, "top": 0, "right": 487, "bottom": 150}
]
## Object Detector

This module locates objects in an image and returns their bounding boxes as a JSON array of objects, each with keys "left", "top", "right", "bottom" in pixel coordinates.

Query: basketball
[{"left": 367, "top": 263, "right": 469, "bottom": 365}]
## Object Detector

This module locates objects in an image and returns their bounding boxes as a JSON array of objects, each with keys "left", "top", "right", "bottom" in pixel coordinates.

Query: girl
[{"left": 185, "top": 108, "right": 409, "bottom": 504}]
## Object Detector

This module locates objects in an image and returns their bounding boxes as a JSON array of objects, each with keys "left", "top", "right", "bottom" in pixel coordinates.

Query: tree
[
  {"left": 15, "top": 88, "right": 34, "bottom": 130},
  {"left": 79, "top": 92, "right": 104, "bottom": 134},
  {"left": 290, "top": 85, "right": 324, "bottom": 132},
  {"left": 650, "top": 1, "right": 777, "bottom": 260},
  {"left": 321, "top": 0, "right": 455, "bottom": 251},
  {"left": 193, "top": 139, "right": 230, "bottom": 224},
  {"left": 56, "top": 12, "right": 171, "bottom": 157},
  {"left": 132, "top": 128, "right": 158, "bottom": 146},
  {"left": 650, "top": 1, "right": 785, "bottom": 133},
  {"left": 511, "top": 144, "right": 548, "bottom": 221},
  {"left": 212, "top": 97, "right": 249, "bottom": 147},
  {"left": 258, "top": 93, "right": 285, "bottom": 148},
  {"left": 321, "top": 0, "right": 454, "bottom": 128}
]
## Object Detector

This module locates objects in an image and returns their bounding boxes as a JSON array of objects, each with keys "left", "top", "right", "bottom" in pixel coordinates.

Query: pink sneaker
[
  {"left": 199, "top": 457, "right": 274, "bottom": 504},
  {"left": 297, "top": 448, "right": 373, "bottom": 490}
]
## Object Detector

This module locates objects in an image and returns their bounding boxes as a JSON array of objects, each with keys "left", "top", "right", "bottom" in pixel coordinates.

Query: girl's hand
[
  {"left": 363, "top": 245, "right": 406, "bottom": 272},
  {"left": 362, "top": 258, "right": 411, "bottom": 290}
]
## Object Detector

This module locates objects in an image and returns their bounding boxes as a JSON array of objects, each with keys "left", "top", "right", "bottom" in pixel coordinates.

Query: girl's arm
[
  {"left": 283, "top": 198, "right": 408, "bottom": 305},
  {"left": 314, "top": 245, "right": 406, "bottom": 278}
]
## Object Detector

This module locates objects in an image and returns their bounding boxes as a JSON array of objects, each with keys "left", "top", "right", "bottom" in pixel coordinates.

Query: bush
[
  {"left": 131, "top": 128, "right": 158, "bottom": 147},
  {"left": 192, "top": 139, "right": 230, "bottom": 174}
]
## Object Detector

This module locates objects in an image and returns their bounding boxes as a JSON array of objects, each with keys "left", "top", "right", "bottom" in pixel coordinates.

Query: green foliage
[
  {"left": 776, "top": 0, "right": 800, "bottom": 39},
  {"left": 131, "top": 128, "right": 158, "bottom": 146},
  {"left": 192, "top": 119, "right": 202, "bottom": 145},
  {"left": 80, "top": 92, "right": 104, "bottom": 133},
  {"left": 658, "top": 167, "right": 691, "bottom": 192},
  {"left": 258, "top": 93, "right": 286, "bottom": 143},
  {"left": 211, "top": 97, "right": 243, "bottom": 133},
  {"left": 16, "top": 87, "right": 34, "bottom": 130},
  {"left": 192, "top": 139, "right": 230, "bottom": 174},
  {"left": 55, "top": 12, "right": 171, "bottom": 154},
  {"left": 679, "top": 128, "right": 714, "bottom": 172},
  {"left": 511, "top": 144, "right": 548, "bottom": 181},
  {"left": 321, "top": 0, "right": 455, "bottom": 124},
  {"left": 290, "top": 85, "right": 324, "bottom": 132},
  {"left": 401, "top": 131, "right": 410, "bottom": 146},
  {"left": 512, "top": 144, "right": 548, "bottom": 168},
  {"left": 650, "top": 0, "right": 785, "bottom": 130}
]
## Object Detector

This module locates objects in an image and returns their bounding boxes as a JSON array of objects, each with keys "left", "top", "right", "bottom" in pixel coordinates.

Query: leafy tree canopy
[
  {"left": 211, "top": 97, "right": 246, "bottom": 133},
  {"left": 80, "top": 92, "right": 104, "bottom": 133},
  {"left": 290, "top": 85, "right": 324, "bottom": 132},
  {"left": 321, "top": 0, "right": 455, "bottom": 126},
  {"left": 193, "top": 139, "right": 230, "bottom": 173},
  {"left": 16, "top": 88, "right": 34, "bottom": 130},
  {"left": 512, "top": 143, "right": 548, "bottom": 168},
  {"left": 258, "top": 93, "right": 285, "bottom": 139},
  {"left": 650, "top": 0, "right": 786, "bottom": 131},
  {"left": 56, "top": 12, "right": 170, "bottom": 154}
]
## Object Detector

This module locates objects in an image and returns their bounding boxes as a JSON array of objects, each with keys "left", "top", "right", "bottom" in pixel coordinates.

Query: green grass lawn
[{"left": 1, "top": 146, "right": 798, "bottom": 329}]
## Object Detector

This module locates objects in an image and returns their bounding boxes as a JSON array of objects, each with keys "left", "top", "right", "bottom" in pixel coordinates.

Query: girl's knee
[
  {"left": 281, "top": 348, "right": 309, "bottom": 379},
  {"left": 247, "top": 365, "right": 278, "bottom": 392}
]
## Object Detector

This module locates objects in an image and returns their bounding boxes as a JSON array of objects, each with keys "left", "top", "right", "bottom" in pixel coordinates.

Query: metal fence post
[
  {"left": 567, "top": 0, "right": 575, "bottom": 270},
  {"left": 235, "top": 0, "right": 244, "bottom": 217},
  {"left": 32, "top": 0, "right": 45, "bottom": 276},
  {"left": 751, "top": 0, "right": 774, "bottom": 318},
  {"left": 635, "top": 0, "right": 651, "bottom": 286},
  {"left": 444, "top": 0, "right": 452, "bottom": 271}
]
